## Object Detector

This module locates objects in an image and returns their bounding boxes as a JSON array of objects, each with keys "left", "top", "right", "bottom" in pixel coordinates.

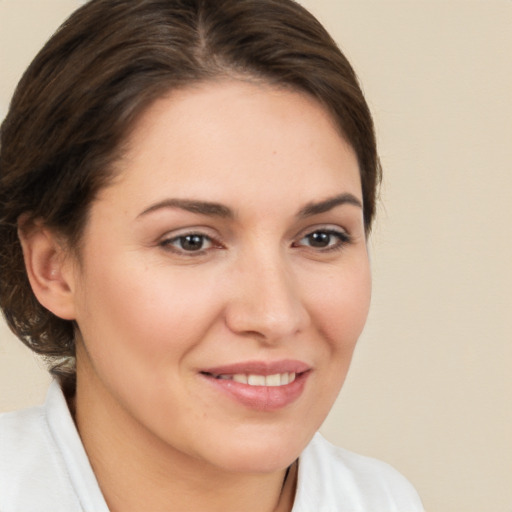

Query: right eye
[{"left": 160, "top": 233, "right": 215, "bottom": 254}]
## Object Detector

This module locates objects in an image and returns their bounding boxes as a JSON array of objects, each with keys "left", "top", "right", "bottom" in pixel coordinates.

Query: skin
[{"left": 22, "top": 80, "right": 372, "bottom": 512}]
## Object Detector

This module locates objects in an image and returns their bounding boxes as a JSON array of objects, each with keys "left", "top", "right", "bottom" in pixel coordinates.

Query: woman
[{"left": 0, "top": 0, "right": 424, "bottom": 510}]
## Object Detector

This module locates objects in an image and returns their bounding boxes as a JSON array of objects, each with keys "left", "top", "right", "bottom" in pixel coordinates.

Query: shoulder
[
  {"left": 0, "top": 398, "right": 82, "bottom": 511},
  {"left": 294, "top": 433, "right": 424, "bottom": 512}
]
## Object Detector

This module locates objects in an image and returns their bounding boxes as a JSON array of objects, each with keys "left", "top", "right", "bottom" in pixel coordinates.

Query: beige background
[{"left": 1, "top": 1, "right": 511, "bottom": 511}]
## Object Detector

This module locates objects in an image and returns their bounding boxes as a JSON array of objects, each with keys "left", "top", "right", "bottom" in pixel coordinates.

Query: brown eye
[
  {"left": 305, "top": 231, "right": 332, "bottom": 248},
  {"left": 161, "top": 233, "right": 213, "bottom": 253},
  {"left": 178, "top": 234, "right": 207, "bottom": 251},
  {"left": 296, "top": 229, "right": 350, "bottom": 251}
]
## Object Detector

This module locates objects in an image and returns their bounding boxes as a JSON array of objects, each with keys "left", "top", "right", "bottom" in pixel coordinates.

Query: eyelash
[{"left": 159, "top": 227, "right": 352, "bottom": 256}]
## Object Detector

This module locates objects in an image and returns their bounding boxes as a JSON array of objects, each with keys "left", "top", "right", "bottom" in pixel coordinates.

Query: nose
[{"left": 224, "top": 250, "right": 310, "bottom": 344}]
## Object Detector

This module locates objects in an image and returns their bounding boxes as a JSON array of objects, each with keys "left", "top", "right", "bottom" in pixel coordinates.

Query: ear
[{"left": 18, "top": 217, "right": 77, "bottom": 320}]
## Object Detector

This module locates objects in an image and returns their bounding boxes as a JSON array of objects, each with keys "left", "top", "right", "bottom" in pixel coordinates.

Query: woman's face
[{"left": 70, "top": 80, "right": 371, "bottom": 474}]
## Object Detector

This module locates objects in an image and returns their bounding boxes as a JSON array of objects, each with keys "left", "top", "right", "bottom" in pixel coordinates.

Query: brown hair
[{"left": 0, "top": 0, "right": 380, "bottom": 383}]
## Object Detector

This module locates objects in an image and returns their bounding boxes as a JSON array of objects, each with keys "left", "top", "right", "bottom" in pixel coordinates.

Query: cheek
[
  {"left": 75, "top": 252, "right": 223, "bottom": 372},
  {"left": 306, "top": 258, "right": 371, "bottom": 351},
  {"left": 295, "top": 257, "right": 371, "bottom": 431}
]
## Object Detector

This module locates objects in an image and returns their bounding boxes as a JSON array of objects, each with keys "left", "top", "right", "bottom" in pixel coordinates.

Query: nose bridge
[{"left": 225, "top": 243, "right": 308, "bottom": 341}]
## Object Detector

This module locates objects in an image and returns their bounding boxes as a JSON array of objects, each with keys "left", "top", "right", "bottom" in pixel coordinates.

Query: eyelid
[{"left": 295, "top": 223, "right": 350, "bottom": 240}]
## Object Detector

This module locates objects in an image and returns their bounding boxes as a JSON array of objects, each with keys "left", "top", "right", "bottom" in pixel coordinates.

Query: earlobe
[{"left": 18, "top": 217, "right": 77, "bottom": 321}]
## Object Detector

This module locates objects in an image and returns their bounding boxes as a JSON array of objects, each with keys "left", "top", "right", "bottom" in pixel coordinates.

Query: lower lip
[{"left": 201, "top": 372, "right": 310, "bottom": 412}]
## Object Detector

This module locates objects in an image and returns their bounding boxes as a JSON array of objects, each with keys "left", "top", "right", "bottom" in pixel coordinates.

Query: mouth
[
  {"left": 201, "top": 371, "right": 298, "bottom": 387},
  {"left": 199, "top": 360, "right": 311, "bottom": 411}
]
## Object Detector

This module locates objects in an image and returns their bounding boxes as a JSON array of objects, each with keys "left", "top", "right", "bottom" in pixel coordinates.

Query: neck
[{"left": 73, "top": 366, "right": 297, "bottom": 512}]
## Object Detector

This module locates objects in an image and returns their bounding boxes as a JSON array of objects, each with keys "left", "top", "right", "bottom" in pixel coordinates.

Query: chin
[{"left": 199, "top": 426, "right": 313, "bottom": 474}]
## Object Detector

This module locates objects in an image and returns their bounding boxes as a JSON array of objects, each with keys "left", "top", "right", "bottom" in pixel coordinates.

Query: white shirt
[{"left": 0, "top": 381, "right": 424, "bottom": 511}]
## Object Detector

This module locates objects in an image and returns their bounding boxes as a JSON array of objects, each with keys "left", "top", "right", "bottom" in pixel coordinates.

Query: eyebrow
[
  {"left": 138, "top": 198, "right": 234, "bottom": 219},
  {"left": 137, "top": 192, "right": 362, "bottom": 220},
  {"left": 297, "top": 193, "right": 363, "bottom": 218}
]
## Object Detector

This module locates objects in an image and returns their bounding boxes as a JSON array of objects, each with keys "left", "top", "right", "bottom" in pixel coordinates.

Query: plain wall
[{"left": 1, "top": 2, "right": 511, "bottom": 511}]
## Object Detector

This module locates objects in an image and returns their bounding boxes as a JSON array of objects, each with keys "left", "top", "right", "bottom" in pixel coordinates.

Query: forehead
[{"left": 100, "top": 80, "right": 361, "bottom": 213}]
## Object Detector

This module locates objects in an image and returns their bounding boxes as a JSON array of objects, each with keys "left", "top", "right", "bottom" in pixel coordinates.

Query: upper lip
[{"left": 201, "top": 359, "right": 311, "bottom": 376}]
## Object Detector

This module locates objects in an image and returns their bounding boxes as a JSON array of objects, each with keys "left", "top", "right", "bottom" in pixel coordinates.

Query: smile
[
  {"left": 200, "top": 360, "right": 311, "bottom": 411},
  {"left": 207, "top": 372, "right": 296, "bottom": 386}
]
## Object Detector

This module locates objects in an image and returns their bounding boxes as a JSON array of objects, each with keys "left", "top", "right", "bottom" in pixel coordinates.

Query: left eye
[
  {"left": 296, "top": 229, "right": 349, "bottom": 250},
  {"left": 163, "top": 234, "right": 213, "bottom": 252}
]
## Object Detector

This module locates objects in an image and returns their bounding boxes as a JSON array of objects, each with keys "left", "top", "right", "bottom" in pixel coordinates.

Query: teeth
[
  {"left": 248, "top": 374, "right": 266, "bottom": 386},
  {"left": 217, "top": 372, "right": 297, "bottom": 386},
  {"left": 266, "top": 374, "right": 281, "bottom": 386},
  {"left": 232, "top": 374, "right": 248, "bottom": 384}
]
